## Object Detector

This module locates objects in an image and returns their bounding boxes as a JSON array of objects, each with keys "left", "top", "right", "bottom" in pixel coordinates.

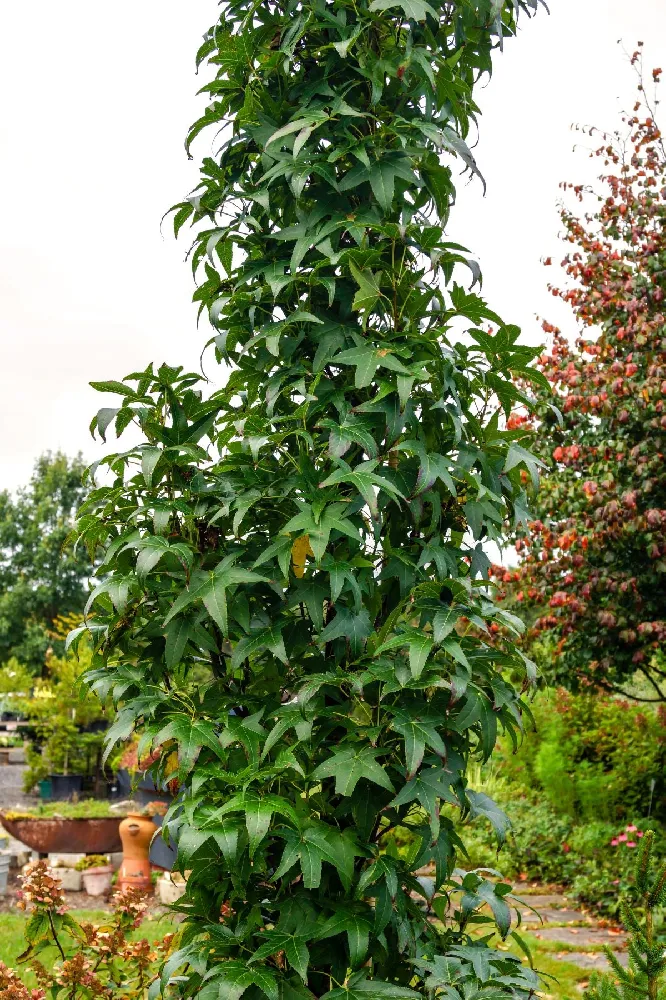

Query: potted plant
[
  {"left": 38, "top": 777, "right": 52, "bottom": 800},
  {"left": 115, "top": 739, "right": 174, "bottom": 807},
  {"left": 156, "top": 869, "right": 186, "bottom": 905},
  {"left": 15, "top": 634, "right": 111, "bottom": 798},
  {"left": 46, "top": 719, "right": 84, "bottom": 800},
  {"left": 0, "top": 801, "right": 124, "bottom": 853},
  {"left": 24, "top": 719, "right": 109, "bottom": 799},
  {"left": 76, "top": 854, "right": 113, "bottom": 896},
  {"left": 143, "top": 800, "right": 176, "bottom": 870},
  {"left": 49, "top": 863, "right": 83, "bottom": 892}
]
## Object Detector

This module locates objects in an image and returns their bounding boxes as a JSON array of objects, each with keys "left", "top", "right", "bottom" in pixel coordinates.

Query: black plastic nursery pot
[
  {"left": 49, "top": 774, "right": 84, "bottom": 801},
  {"left": 116, "top": 768, "right": 173, "bottom": 808},
  {"left": 80, "top": 720, "right": 108, "bottom": 734},
  {"left": 150, "top": 813, "right": 177, "bottom": 871}
]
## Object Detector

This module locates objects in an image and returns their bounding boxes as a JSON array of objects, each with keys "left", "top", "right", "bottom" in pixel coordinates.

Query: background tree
[
  {"left": 0, "top": 452, "right": 91, "bottom": 669},
  {"left": 74, "top": 1, "right": 545, "bottom": 997},
  {"left": 495, "top": 51, "right": 666, "bottom": 702}
]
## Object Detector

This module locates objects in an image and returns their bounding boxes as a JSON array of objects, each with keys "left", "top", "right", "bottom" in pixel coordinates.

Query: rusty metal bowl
[{"left": 0, "top": 814, "right": 122, "bottom": 854}]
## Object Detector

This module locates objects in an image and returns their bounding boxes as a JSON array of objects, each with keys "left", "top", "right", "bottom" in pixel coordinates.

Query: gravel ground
[
  {"left": 0, "top": 872, "right": 107, "bottom": 913},
  {"left": 0, "top": 871, "right": 173, "bottom": 915}
]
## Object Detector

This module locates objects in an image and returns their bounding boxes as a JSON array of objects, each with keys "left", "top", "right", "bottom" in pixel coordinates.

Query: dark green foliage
[
  {"left": 463, "top": 798, "right": 666, "bottom": 920},
  {"left": 569, "top": 824, "right": 666, "bottom": 925},
  {"left": 463, "top": 797, "right": 577, "bottom": 884},
  {"left": 73, "top": 0, "right": 547, "bottom": 996},
  {"left": 23, "top": 724, "right": 106, "bottom": 792},
  {"left": 437, "top": 689, "right": 666, "bottom": 919},
  {"left": 499, "top": 691, "right": 666, "bottom": 825},
  {"left": 0, "top": 453, "right": 90, "bottom": 669},
  {"left": 585, "top": 831, "right": 666, "bottom": 1000}
]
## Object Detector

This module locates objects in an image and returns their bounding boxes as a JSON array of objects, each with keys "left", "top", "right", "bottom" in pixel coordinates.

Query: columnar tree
[
  {"left": 499, "top": 53, "right": 666, "bottom": 701},
  {"left": 75, "top": 2, "right": 545, "bottom": 997}
]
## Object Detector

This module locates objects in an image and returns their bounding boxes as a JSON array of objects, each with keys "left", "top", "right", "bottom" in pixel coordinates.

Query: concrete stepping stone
[
  {"left": 419, "top": 875, "right": 630, "bottom": 978},
  {"left": 550, "top": 950, "right": 629, "bottom": 971},
  {"left": 515, "top": 906, "right": 586, "bottom": 924},
  {"left": 534, "top": 927, "right": 627, "bottom": 949},
  {"left": 513, "top": 893, "right": 574, "bottom": 909}
]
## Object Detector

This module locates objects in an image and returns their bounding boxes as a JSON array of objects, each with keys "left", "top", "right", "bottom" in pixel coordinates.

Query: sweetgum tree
[
  {"left": 496, "top": 51, "right": 666, "bottom": 701},
  {"left": 73, "top": 2, "right": 546, "bottom": 997}
]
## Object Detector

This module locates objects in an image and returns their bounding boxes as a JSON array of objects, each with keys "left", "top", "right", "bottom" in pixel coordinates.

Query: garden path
[
  {"left": 416, "top": 874, "right": 629, "bottom": 980},
  {"left": 514, "top": 883, "right": 629, "bottom": 973}
]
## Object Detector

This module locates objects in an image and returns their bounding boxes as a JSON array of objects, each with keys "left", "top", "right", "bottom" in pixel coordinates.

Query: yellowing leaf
[
  {"left": 292, "top": 534, "right": 314, "bottom": 578},
  {"left": 165, "top": 750, "right": 180, "bottom": 778}
]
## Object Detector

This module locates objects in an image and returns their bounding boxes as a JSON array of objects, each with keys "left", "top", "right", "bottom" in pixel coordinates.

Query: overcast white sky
[{"left": 1, "top": 1, "right": 665, "bottom": 493}]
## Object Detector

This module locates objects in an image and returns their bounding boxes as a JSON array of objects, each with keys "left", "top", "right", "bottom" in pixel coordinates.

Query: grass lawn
[
  {"left": 0, "top": 910, "right": 176, "bottom": 990},
  {"left": 520, "top": 948, "right": 591, "bottom": 1000},
  {"left": 482, "top": 928, "right": 606, "bottom": 1000},
  {"left": 1, "top": 911, "right": 596, "bottom": 999}
]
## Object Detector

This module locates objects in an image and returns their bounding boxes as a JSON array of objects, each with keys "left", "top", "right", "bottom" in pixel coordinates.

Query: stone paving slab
[
  {"left": 516, "top": 906, "right": 587, "bottom": 924},
  {"left": 550, "top": 950, "right": 629, "bottom": 971},
  {"left": 513, "top": 893, "right": 575, "bottom": 909},
  {"left": 534, "top": 927, "right": 627, "bottom": 949},
  {"left": 421, "top": 876, "right": 630, "bottom": 975}
]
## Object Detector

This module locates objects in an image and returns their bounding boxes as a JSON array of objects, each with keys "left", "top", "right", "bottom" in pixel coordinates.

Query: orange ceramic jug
[{"left": 117, "top": 813, "right": 157, "bottom": 892}]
